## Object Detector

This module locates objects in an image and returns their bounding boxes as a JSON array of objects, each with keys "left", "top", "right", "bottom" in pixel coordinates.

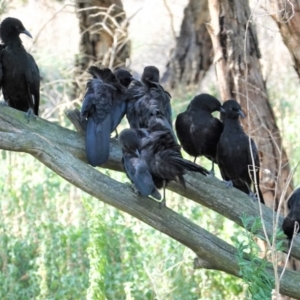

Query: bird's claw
[
  {"left": 223, "top": 180, "right": 233, "bottom": 188},
  {"left": 159, "top": 199, "right": 166, "bottom": 209},
  {"left": 126, "top": 183, "right": 139, "bottom": 195},
  {"left": 25, "top": 108, "right": 37, "bottom": 122},
  {"left": 206, "top": 169, "right": 215, "bottom": 178},
  {"left": 249, "top": 191, "right": 258, "bottom": 201}
]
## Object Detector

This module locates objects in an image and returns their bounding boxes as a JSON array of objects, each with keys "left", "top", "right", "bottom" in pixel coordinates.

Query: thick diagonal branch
[{"left": 0, "top": 107, "right": 300, "bottom": 298}]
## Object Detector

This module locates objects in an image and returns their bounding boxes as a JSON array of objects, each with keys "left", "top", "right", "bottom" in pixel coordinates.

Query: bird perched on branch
[
  {"left": 0, "top": 17, "right": 40, "bottom": 116},
  {"left": 80, "top": 66, "right": 133, "bottom": 167},
  {"left": 175, "top": 93, "right": 223, "bottom": 174},
  {"left": 282, "top": 188, "right": 300, "bottom": 240},
  {"left": 119, "top": 128, "right": 161, "bottom": 200},
  {"left": 216, "top": 100, "right": 264, "bottom": 204},
  {"left": 141, "top": 119, "right": 209, "bottom": 207},
  {"left": 126, "top": 66, "right": 173, "bottom": 134}
]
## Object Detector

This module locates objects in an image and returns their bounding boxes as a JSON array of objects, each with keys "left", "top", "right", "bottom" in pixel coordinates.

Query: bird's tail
[
  {"left": 256, "top": 185, "right": 265, "bottom": 205},
  {"left": 85, "top": 116, "right": 111, "bottom": 167},
  {"left": 151, "top": 187, "right": 162, "bottom": 200},
  {"left": 252, "top": 167, "right": 265, "bottom": 204},
  {"left": 171, "top": 156, "right": 209, "bottom": 176}
]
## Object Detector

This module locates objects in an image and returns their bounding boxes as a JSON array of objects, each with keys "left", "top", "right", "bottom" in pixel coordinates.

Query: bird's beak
[
  {"left": 21, "top": 29, "right": 32, "bottom": 39},
  {"left": 238, "top": 109, "right": 245, "bottom": 118}
]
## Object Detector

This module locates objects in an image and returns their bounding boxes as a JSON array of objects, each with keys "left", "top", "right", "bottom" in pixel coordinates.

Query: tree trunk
[
  {"left": 207, "top": 0, "right": 293, "bottom": 210},
  {"left": 268, "top": 0, "right": 300, "bottom": 78},
  {"left": 162, "top": 0, "right": 212, "bottom": 88},
  {"left": 74, "top": 0, "right": 130, "bottom": 95},
  {"left": 207, "top": 0, "right": 299, "bottom": 293}
]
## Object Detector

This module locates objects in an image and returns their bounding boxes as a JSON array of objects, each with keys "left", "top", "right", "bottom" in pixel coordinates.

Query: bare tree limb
[
  {"left": 266, "top": 0, "right": 300, "bottom": 79},
  {"left": 0, "top": 106, "right": 300, "bottom": 298}
]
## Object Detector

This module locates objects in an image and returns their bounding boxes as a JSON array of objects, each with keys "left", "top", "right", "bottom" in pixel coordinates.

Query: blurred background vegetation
[{"left": 0, "top": 0, "right": 300, "bottom": 299}]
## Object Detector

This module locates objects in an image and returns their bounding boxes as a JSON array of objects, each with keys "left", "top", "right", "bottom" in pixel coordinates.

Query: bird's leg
[
  {"left": 223, "top": 180, "right": 233, "bottom": 189},
  {"left": 207, "top": 160, "right": 215, "bottom": 178},
  {"left": 25, "top": 107, "right": 37, "bottom": 122},
  {"left": 131, "top": 184, "right": 139, "bottom": 195},
  {"left": 25, "top": 92, "right": 37, "bottom": 122},
  {"left": 193, "top": 157, "right": 197, "bottom": 163},
  {"left": 248, "top": 191, "right": 257, "bottom": 200},
  {"left": 246, "top": 182, "right": 258, "bottom": 201}
]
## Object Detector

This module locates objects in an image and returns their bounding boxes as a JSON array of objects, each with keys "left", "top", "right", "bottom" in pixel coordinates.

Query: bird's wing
[
  {"left": 134, "top": 159, "right": 160, "bottom": 198},
  {"left": 162, "top": 89, "right": 172, "bottom": 126},
  {"left": 81, "top": 79, "right": 113, "bottom": 123},
  {"left": 126, "top": 80, "right": 145, "bottom": 128},
  {"left": 149, "top": 82, "right": 172, "bottom": 126},
  {"left": 123, "top": 153, "right": 161, "bottom": 199},
  {"left": 25, "top": 53, "right": 40, "bottom": 115},
  {"left": 0, "top": 44, "right": 5, "bottom": 90},
  {"left": 89, "top": 67, "right": 113, "bottom": 79},
  {"left": 175, "top": 112, "right": 198, "bottom": 157},
  {"left": 80, "top": 92, "right": 94, "bottom": 121},
  {"left": 216, "top": 137, "right": 231, "bottom": 181},
  {"left": 110, "top": 90, "right": 127, "bottom": 132},
  {"left": 89, "top": 66, "right": 124, "bottom": 93}
]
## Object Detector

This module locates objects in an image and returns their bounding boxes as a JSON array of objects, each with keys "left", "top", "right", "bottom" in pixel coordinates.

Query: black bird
[
  {"left": 216, "top": 100, "right": 264, "bottom": 204},
  {"left": 175, "top": 93, "right": 223, "bottom": 173},
  {"left": 80, "top": 66, "right": 132, "bottom": 166},
  {"left": 119, "top": 128, "right": 161, "bottom": 200},
  {"left": 282, "top": 188, "right": 300, "bottom": 240},
  {"left": 126, "top": 66, "right": 173, "bottom": 133},
  {"left": 0, "top": 17, "right": 40, "bottom": 116},
  {"left": 141, "top": 119, "right": 209, "bottom": 207}
]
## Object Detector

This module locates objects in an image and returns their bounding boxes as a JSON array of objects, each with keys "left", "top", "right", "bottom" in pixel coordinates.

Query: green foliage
[
  {"left": 0, "top": 152, "right": 89, "bottom": 299},
  {"left": 233, "top": 215, "right": 274, "bottom": 300},
  {"left": 0, "top": 150, "right": 245, "bottom": 300},
  {"left": 83, "top": 171, "right": 245, "bottom": 300}
]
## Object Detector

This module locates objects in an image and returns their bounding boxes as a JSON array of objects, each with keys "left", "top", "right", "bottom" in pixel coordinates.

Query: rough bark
[
  {"left": 162, "top": 0, "right": 212, "bottom": 88},
  {"left": 1, "top": 106, "right": 300, "bottom": 298},
  {"left": 207, "top": 0, "right": 293, "bottom": 210},
  {"left": 74, "top": 0, "right": 130, "bottom": 94},
  {"left": 268, "top": 0, "right": 300, "bottom": 78}
]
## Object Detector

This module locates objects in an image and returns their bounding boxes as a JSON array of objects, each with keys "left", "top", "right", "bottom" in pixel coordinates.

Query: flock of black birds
[{"left": 0, "top": 17, "right": 299, "bottom": 240}]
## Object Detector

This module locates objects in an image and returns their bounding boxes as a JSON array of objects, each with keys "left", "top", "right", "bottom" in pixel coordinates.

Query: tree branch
[{"left": 0, "top": 106, "right": 300, "bottom": 298}]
